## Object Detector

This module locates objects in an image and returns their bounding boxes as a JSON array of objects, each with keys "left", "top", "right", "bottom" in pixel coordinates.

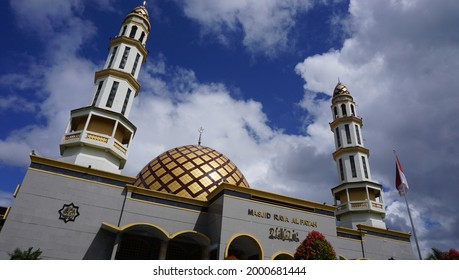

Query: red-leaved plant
[{"left": 294, "top": 230, "right": 336, "bottom": 260}]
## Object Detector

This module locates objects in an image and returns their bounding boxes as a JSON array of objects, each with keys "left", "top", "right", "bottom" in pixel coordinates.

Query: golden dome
[
  {"left": 132, "top": 5, "right": 149, "bottom": 19},
  {"left": 134, "top": 145, "right": 250, "bottom": 201},
  {"left": 333, "top": 82, "right": 351, "bottom": 97}
]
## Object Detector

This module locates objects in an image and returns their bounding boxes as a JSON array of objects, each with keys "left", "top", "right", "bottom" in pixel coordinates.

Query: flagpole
[
  {"left": 403, "top": 192, "right": 422, "bottom": 259},
  {"left": 393, "top": 150, "right": 422, "bottom": 260}
]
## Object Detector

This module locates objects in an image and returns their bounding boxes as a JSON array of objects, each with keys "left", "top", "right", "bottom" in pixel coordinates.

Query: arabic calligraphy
[{"left": 268, "top": 227, "right": 300, "bottom": 242}]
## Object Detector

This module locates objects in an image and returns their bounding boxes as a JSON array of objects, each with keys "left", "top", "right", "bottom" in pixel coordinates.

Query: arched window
[
  {"left": 341, "top": 104, "right": 347, "bottom": 116},
  {"left": 339, "top": 158, "right": 345, "bottom": 181},
  {"left": 335, "top": 128, "right": 341, "bottom": 147},
  {"left": 345, "top": 124, "right": 351, "bottom": 144},
  {"left": 121, "top": 25, "right": 127, "bottom": 36},
  {"left": 351, "top": 104, "right": 355, "bottom": 116},
  {"left": 355, "top": 125, "right": 361, "bottom": 145},
  {"left": 139, "top": 32, "right": 145, "bottom": 43},
  {"left": 334, "top": 107, "right": 338, "bottom": 119},
  {"left": 129, "top": 25, "right": 138, "bottom": 39}
]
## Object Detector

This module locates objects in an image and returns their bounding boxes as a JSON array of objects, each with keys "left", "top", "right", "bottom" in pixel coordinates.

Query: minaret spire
[
  {"left": 198, "top": 127, "right": 204, "bottom": 146},
  {"left": 59, "top": 5, "right": 151, "bottom": 173},
  {"left": 329, "top": 82, "right": 386, "bottom": 229}
]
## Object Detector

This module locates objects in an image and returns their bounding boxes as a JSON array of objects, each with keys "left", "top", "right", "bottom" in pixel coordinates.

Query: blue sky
[{"left": 1, "top": 0, "right": 459, "bottom": 258}]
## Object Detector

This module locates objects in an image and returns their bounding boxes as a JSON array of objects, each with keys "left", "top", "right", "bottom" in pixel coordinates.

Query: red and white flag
[{"left": 395, "top": 155, "right": 409, "bottom": 196}]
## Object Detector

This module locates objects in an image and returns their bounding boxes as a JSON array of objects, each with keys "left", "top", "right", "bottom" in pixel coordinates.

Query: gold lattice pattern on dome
[
  {"left": 333, "top": 82, "right": 350, "bottom": 97},
  {"left": 134, "top": 145, "right": 249, "bottom": 200}
]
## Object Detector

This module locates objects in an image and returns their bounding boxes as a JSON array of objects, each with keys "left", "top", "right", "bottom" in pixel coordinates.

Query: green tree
[
  {"left": 8, "top": 247, "right": 42, "bottom": 260},
  {"left": 294, "top": 230, "right": 336, "bottom": 260}
]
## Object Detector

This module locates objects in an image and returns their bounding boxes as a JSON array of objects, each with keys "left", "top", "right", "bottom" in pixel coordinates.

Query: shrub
[{"left": 294, "top": 230, "right": 336, "bottom": 260}]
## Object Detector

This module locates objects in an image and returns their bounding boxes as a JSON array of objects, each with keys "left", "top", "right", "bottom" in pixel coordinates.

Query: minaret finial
[
  {"left": 338, "top": 77, "right": 341, "bottom": 84},
  {"left": 143, "top": 1, "right": 146, "bottom": 6},
  {"left": 198, "top": 127, "right": 204, "bottom": 146}
]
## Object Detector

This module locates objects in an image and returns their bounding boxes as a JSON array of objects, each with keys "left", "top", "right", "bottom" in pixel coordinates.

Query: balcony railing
[
  {"left": 336, "top": 200, "right": 384, "bottom": 214},
  {"left": 62, "top": 130, "right": 128, "bottom": 158}
]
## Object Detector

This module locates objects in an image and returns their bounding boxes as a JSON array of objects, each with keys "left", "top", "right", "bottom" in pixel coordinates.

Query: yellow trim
[
  {"left": 127, "top": 197, "right": 207, "bottom": 214},
  {"left": 209, "top": 183, "right": 336, "bottom": 213},
  {"left": 94, "top": 69, "right": 141, "bottom": 96},
  {"left": 31, "top": 155, "right": 135, "bottom": 184},
  {"left": 13, "top": 184, "right": 21, "bottom": 198},
  {"left": 332, "top": 146, "right": 370, "bottom": 160},
  {"left": 129, "top": 182, "right": 336, "bottom": 215},
  {"left": 101, "top": 222, "right": 170, "bottom": 238},
  {"left": 170, "top": 230, "right": 211, "bottom": 244},
  {"left": 124, "top": 12, "right": 151, "bottom": 31},
  {"left": 271, "top": 251, "right": 294, "bottom": 260},
  {"left": 225, "top": 233, "right": 264, "bottom": 260},
  {"left": 357, "top": 224, "right": 411, "bottom": 240},
  {"left": 339, "top": 255, "right": 349, "bottom": 260},
  {"left": 329, "top": 116, "right": 363, "bottom": 130},
  {"left": 336, "top": 226, "right": 361, "bottom": 236},
  {"left": 0, "top": 207, "right": 10, "bottom": 220},
  {"left": 126, "top": 185, "right": 208, "bottom": 208},
  {"left": 109, "top": 36, "right": 148, "bottom": 63},
  {"left": 29, "top": 168, "right": 126, "bottom": 190}
]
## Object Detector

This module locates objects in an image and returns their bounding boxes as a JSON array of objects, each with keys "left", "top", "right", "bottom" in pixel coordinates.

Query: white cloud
[
  {"left": 295, "top": 0, "right": 459, "bottom": 256},
  {"left": 175, "top": 0, "right": 314, "bottom": 56}
]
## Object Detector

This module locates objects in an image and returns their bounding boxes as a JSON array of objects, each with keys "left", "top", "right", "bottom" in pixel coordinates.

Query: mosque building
[{"left": 0, "top": 4, "right": 414, "bottom": 260}]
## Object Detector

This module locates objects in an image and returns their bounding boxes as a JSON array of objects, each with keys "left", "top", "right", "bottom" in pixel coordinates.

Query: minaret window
[
  {"left": 121, "top": 89, "right": 131, "bottom": 115},
  {"left": 119, "top": 47, "right": 131, "bottom": 69},
  {"left": 121, "top": 25, "right": 127, "bottom": 36},
  {"left": 339, "top": 159, "right": 345, "bottom": 181},
  {"left": 335, "top": 128, "right": 341, "bottom": 147},
  {"left": 362, "top": 156, "right": 369, "bottom": 179},
  {"left": 139, "top": 32, "right": 145, "bottom": 43},
  {"left": 131, "top": 53, "right": 140, "bottom": 76},
  {"left": 107, "top": 46, "right": 118, "bottom": 68},
  {"left": 350, "top": 156, "right": 357, "bottom": 178},
  {"left": 334, "top": 107, "right": 338, "bottom": 119},
  {"left": 106, "top": 81, "right": 119, "bottom": 108},
  {"left": 345, "top": 125, "right": 351, "bottom": 144},
  {"left": 341, "top": 104, "right": 347, "bottom": 116},
  {"left": 92, "top": 81, "right": 104, "bottom": 106},
  {"left": 351, "top": 104, "right": 355, "bottom": 116},
  {"left": 129, "top": 26, "right": 138, "bottom": 39},
  {"left": 355, "top": 125, "right": 361, "bottom": 145}
]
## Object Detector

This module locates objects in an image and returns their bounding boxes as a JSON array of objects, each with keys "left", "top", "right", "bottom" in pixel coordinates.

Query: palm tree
[
  {"left": 9, "top": 247, "right": 42, "bottom": 260},
  {"left": 425, "top": 248, "right": 444, "bottom": 260}
]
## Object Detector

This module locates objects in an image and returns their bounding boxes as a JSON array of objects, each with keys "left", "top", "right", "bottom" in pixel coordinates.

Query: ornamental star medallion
[{"left": 58, "top": 203, "right": 80, "bottom": 223}]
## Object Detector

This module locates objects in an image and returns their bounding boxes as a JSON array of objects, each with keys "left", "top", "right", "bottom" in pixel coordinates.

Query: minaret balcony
[
  {"left": 336, "top": 199, "right": 385, "bottom": 216},
  {"left": 329, "top": 115, "right": 362, "bottom": 130},
  {"left": 61, "top": 130, "right": 129, "bottom": 160}
]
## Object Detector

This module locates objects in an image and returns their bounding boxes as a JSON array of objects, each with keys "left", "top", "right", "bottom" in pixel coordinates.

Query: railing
[
  {"left": 371, "top": 202, "right": 383, "bottom": 209},
  {"left": 64, "top": 132, "right": 81, "bottom": 140},
  {"left": 113, "top": 141, "right": 127, "bottom": 154},
  {"left": 336, "top": 200, "right": 384, "bottom": 213},
  {"left": 350, "top": 201, "right": 368, "bottom": 209},
  {"left": 86, "top": 133, "right": 109, "bottom": 143}
]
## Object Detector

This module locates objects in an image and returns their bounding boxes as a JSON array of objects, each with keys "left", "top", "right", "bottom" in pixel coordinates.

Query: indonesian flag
[{"left": 395, "top": 155, "right": 409, "bottom": 196}]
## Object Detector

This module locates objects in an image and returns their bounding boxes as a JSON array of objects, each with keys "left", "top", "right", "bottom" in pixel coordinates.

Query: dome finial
[
  {"left": 198, "top": 127, "right": 204, "bottom": 146},
  {"left": 142, "top": 1, "right": 146, "bottom": 6}
]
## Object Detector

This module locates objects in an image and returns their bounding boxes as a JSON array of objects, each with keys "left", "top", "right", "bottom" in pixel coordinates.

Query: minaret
[
  {"left": 59, "top": 4, "right": 150, "bottom": 173},
  {"left": 329, "top": 82, "right": 386, "bottom": 229}
]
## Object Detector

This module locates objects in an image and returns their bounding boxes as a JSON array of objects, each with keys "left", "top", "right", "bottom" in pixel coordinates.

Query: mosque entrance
[
  {"left": 227, "top": 235, "right": 263, "bottom": 260},
  {"left": 114, "top": 225, "right": 210, "bottom": 260},
  {"left": 115, "top": 224, "right": 168, "bottom": 260}
]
